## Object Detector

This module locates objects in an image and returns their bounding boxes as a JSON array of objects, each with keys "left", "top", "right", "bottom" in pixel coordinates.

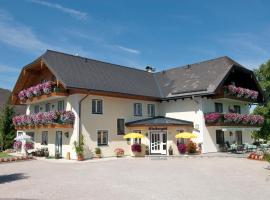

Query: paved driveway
[{"left": 0, "top": 157, "right": 269, "bottom": 200}]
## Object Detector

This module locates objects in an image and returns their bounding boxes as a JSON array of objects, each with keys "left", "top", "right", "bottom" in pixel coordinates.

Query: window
[
  {"left": 92, "top": 99, "right": 103, "bottom": 114},
  {"left": 26, "top": 132, "right": 35, "bottom": 141},
  {"left": 236, "top": 131, "right": 242, "bottom": 145},
  {"left": 216, "top": 130, "right": 224, "bottom": 144},
  {"left": 134, "top": 103, "right": 142, "bottom": 116},
  {"left": 41, "top": 131, "right": 48, "bottom": 145},
  {"left": 147, "top": 104, "right": 155, "bottom": 117},
  {"left": 45, "top": 103, "right": 51, "bottom": 112},
  {"left": 34, "top": 105, "right": 39, "bottom": 113},
  {"left": 117, "top": 119, "right": 125, "bottom": 135},
  {"left": 58, "top": 100, "right": 65, "bottom": 111},
  {"left": 234, "top": 105, "right": 241, "bottom": 114},
  {"left": 133, "top": 130, "right": 141, "bottom": 144},
  {"left": 215, "top": 103, "right": 223, "bottom": 113},
  {"left": 97, "top": 130, "right": 108, "bottom": 146}
]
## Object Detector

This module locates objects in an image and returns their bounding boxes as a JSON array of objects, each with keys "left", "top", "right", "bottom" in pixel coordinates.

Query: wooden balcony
[
  {"left": 19, "top": 91, "right": 68, "bottom": 105},
  {"left": 15, "top": 123, "right": 73, "bottom": 130}
]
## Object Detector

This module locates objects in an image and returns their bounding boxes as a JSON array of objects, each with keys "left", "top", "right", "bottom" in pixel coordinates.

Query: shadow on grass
[{"left": 0, "top": 173, "right": 28, "bottom": 184}]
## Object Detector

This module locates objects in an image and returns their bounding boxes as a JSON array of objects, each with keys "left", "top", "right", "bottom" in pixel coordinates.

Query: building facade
[{"left": 11, "top": 50, "right": 264, "bottom": 159}]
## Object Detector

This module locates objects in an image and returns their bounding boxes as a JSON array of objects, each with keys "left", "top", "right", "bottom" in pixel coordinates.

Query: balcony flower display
[
  {"left": 204, "top": 113, "right": 222, "bottom": 123},
  {"left": 13, "top": 111, "right": 75, "bottom": 127},
  {"left": 205, "top": 113, "right": 264, "bottom": 126},
  {"left": 225, "top": 85, "right": 258, "bottom": 101},
  {"left": 18, "top": 81, "right": 56, "bottom": 102}
]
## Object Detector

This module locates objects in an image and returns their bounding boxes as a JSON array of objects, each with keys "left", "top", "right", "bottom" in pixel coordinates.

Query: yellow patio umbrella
[
  {"left": 175, "top": 132, "right": 198, "bottom": 139},
  {"left": 123, "top": 132, "right": 145, "bottom": 139}
]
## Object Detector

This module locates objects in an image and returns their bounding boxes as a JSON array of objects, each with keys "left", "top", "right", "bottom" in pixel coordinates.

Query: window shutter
[{"left": 92, "top": 100, "right": 96, "bottom": 113}]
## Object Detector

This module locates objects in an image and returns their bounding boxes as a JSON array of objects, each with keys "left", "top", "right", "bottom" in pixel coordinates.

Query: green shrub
[{"left": 264, "top": 152, "right": 270, "bottom": 162}]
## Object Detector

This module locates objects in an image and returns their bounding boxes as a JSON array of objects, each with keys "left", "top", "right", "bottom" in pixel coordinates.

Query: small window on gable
[
  {"left": 234, "top": 105, "right": 241, "bottom": 114},
  {"left": 34, "top": 105, "right": 39, "bottom": 113},
  {"left": 58, "top": 100, "right": 65, "bottom": 111},
  {"left": 215, "top": 103, "right": 223, "bottom": 113},
  {"left": 45, "top": 103, "right": 51, "bottom": 112},
  {"left": 92, "top": 99, "right": 103, "bottom": 114}
]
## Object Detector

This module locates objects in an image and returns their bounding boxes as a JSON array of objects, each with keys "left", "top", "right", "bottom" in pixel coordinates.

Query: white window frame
[
  {"left": 41, "top": 131, "right": 48, "bottom": 145},
  {"left": 97, "top": 130, "right": 108, "bottom": 146},
  {"left": 147, "top": 104, "right": 155, "bottom": 117},
  {"left": 58, "top": 100, "right": 65, "bottom": 111},
  {"left": 134, "top": 103, "right": 142, "bottom": 116},
  {"left": 92, "top": 99, "right": 103, "bottom": 114}
]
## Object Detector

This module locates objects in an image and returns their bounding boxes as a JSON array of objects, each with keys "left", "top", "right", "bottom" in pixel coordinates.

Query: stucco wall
[{"left": 81, "top": 95, "right": 160, "bottom": 158}]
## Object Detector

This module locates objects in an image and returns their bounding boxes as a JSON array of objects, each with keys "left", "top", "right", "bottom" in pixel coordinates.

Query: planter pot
[
  {"left": 77, "top": 154, "right": 84, "bottom": 161},
  {"left": 96, "top": 154, "right": 101, "bottom": 158}
]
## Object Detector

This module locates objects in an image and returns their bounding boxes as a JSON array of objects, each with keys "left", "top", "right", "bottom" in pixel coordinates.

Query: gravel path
[{"left": 0, "top": 157, "right": 269, "bottom": 200}]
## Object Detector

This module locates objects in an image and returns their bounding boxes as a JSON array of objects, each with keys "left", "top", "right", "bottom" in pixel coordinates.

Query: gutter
[{"left": 78, "top": 94, "right": 89, "bottom": 143}]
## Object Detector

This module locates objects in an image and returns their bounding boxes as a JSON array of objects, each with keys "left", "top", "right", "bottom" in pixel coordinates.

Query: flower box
[
  {"left": 224, "top": 85, "right": 258, "bottom": 101},
  {"left": 13, "top": 111, "right": 75, "bottom": 129},
  {"left": 205, "top": 113, "right": 264, "bottom": 126}
]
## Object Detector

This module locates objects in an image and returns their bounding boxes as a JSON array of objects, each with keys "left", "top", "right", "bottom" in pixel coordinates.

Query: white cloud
[
  {"left": 29, "top": 0, "right": 87, "bottom": 20},
  {"left": 116, "top": 45, "right": 140, "bottom": 54},
  {"left": 0, "top": 9, "right": 52, "bottom": 53},
  {"left": 0, "top": 64, "right": 20, "bottom": 73}
]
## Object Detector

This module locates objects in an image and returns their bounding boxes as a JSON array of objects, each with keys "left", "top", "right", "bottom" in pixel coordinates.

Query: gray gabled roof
[
  {"left": 41, "top": 50, "right": 161, "bottom": 98},
  {"left": 154, "top": 56, "right": 245, "bottom": 98},
  {"left": 19, "top": 50, "right": 255, "bottom": 100},
  {"left": 125, "top": 116, "right": 193, "bottom": 126}
]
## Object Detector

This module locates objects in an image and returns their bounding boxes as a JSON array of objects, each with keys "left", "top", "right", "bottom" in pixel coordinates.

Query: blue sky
[{"left": 0, "top": 0, "right": 270, "bottom": 90}]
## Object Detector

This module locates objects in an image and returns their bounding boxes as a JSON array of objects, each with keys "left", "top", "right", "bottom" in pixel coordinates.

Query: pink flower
[{"left": 205, "top": 113, "right": 221, "bottom": 123}]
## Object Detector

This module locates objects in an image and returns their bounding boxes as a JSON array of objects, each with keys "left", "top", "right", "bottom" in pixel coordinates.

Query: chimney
[{"left": 145, "top": 66, "right": 155, "bottom": 73}]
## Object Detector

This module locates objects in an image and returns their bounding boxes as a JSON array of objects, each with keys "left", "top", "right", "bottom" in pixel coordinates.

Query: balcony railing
[
  {"left": 18, "top": 81, "right": 68, "bottom": 104},
  {"left": 223, "top": 85, "right": 258, "bottom": 101},
  {"left": 204, "top": 112, "right": 264, "bottom": 126},
  {"left": 13, "top": 111, "right": 75, "bottom": 130}
]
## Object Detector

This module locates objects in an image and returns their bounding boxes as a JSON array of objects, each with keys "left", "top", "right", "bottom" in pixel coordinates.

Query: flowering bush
[
  {"left": 13, "top": 111, "right": 75, "bottom": 127},
  {"left": 18, "top": 81, "right": 56, "bottom": 101},
  {"left": 24, "top": 142, "right": 34, "bottom": 150},
  {"left": 114, "top": 148, "right": 125, "bottom": 157},
  {"left": 131, "top": 144, "right": 142, "bottom": 153},
  {"left": 177, "top": 143, "right": 186, "bottom": 154},
  {"left": 225, "top": 85, "right": 258, "bottom": 100},
  {"left": 186, "top": 141, "right": 197, "bottom": 154},
  {"left": 13, "top": 141, "right": 22, "bottom": 151},
  {"left": 205, "top": 113, "right": 264, "bottom": 125},
  {"left": 204, "top": 113, "right": 222, "bottom": 123}
]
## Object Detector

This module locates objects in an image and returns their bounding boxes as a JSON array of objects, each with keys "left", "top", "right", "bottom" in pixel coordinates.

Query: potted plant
[
  {"left": 95, "top": 147, "right": 102, "bottom": 158},
  {"left": 186, "top": 141, "right": 197, "bottom": 154},
  {"left": 145, "top": 145, "right": 149, "bottom": 155},
  {"left": 131, "top": 143, "right": 142, "bottom": 156},
  {"left": 177, "top": 143, "right": 186, "bottom": 154},
  {"left": 114, "top": 148, "right": 124, "bottom": 157},
  {"left": 169, "top": 146, "right": 173, "bottom": 155},
  {"left": 74, "top": 135, "right": 85, "bottom": 161}
]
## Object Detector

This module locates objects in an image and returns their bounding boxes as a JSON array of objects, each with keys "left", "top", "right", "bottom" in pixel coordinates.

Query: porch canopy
[{"left": 125, "top": 116, "right": 193, "bottom": 127}]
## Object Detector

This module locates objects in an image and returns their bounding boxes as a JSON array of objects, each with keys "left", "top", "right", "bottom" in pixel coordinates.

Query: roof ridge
[
  {"left": 158, "top": 56, "right": 232, "bottom": 73},
  {"left": 45, "top": 49, "right": 151, "bottom": 74}
]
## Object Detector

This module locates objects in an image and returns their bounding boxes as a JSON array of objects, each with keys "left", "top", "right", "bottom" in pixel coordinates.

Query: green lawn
[{"left": 0, "top": 152, "right": 12, "bottom": 158}]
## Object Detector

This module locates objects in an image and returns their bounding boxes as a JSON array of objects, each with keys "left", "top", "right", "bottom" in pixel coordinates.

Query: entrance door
[
  {"left": 235, "top": 131, "right": 242, "bottom": 145},
  {"left": 55, "top": 131, "right": 62, "bottom": 157},
  {"left": 150, "top": 131, "right": 167, "bottom": 155}
]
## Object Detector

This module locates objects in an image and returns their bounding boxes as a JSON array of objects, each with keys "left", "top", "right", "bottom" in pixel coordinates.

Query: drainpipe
[{"left": 78, "top": 94, "right": 89, "bottom": 143}]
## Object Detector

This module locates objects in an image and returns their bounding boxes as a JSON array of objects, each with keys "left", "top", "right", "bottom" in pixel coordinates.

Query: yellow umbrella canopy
[
  {"left": 123, "top": 132, "right": 145, "bottom": 139},
  {"left": 175, "top": 132, "right": 198, "bottom": 139}
]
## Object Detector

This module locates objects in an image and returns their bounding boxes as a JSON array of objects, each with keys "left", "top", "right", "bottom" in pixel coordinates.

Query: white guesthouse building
[{"left": 11, "top": 50, "right": 264, "bottom": 159}]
